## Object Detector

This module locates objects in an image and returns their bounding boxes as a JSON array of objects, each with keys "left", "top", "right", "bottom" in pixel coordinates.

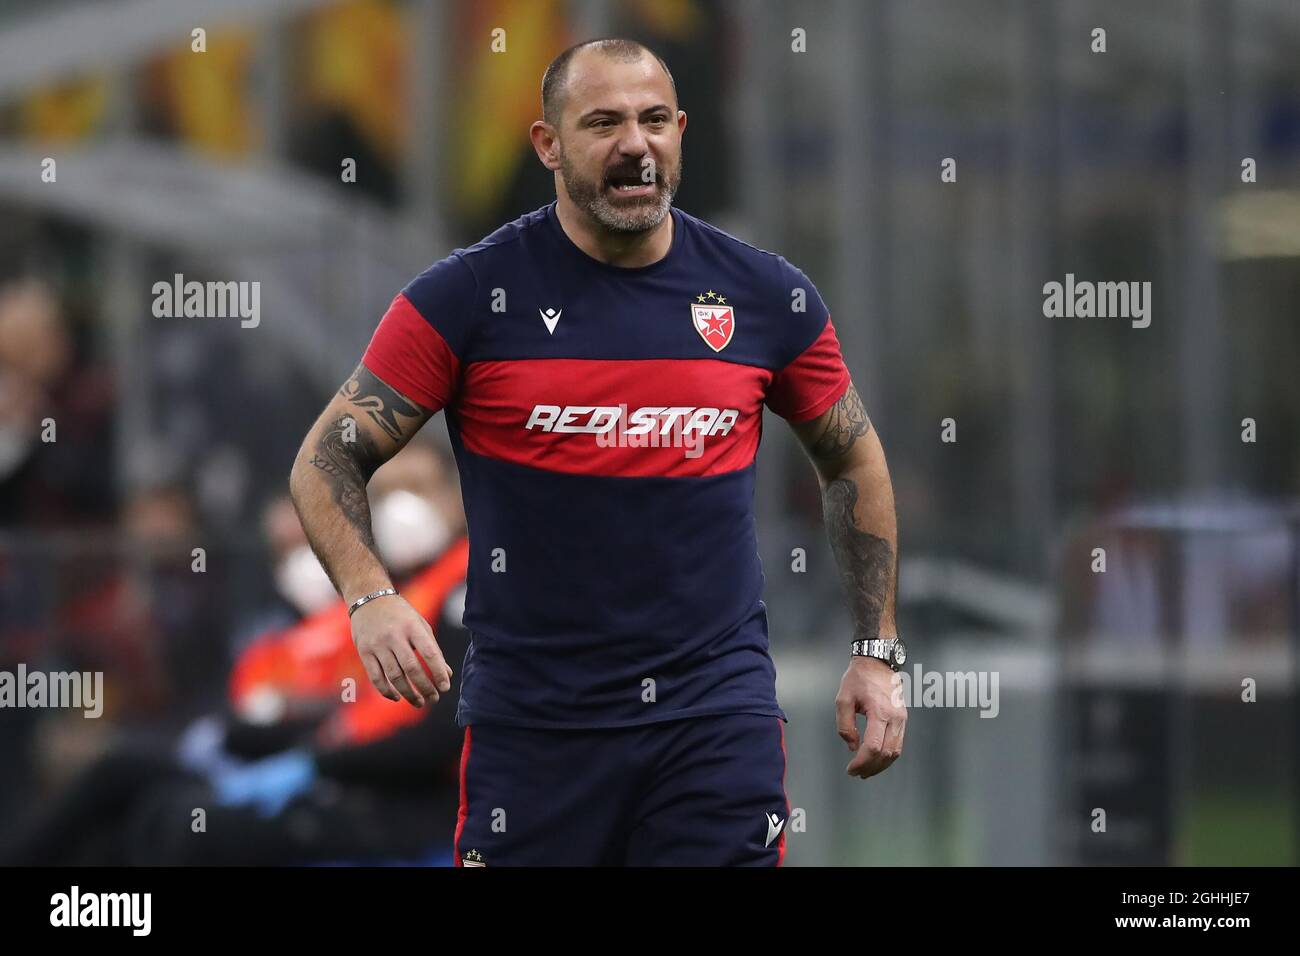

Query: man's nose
[{"left": 616, "top": 121, "right": 650, "bottom": 156}]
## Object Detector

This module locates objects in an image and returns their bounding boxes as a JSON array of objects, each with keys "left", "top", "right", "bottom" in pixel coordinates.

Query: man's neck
[{"left": 553, "top": 195, "right": 674, "bottom": 268}]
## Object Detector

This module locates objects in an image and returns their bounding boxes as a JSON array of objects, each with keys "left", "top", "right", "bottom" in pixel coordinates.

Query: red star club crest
[{"left": 691, "top": 291, "right": 735, "bottom": 352}]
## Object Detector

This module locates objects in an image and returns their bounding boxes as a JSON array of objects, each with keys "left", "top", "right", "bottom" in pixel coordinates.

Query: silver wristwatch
[{"left": 851, "top": 637, "right": 907, "bottom": 671}]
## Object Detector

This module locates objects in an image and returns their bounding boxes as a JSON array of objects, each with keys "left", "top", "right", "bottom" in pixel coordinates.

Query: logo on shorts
[
  {"left": 462, "top": 849, "right": 486, "bottom": 867},
  {"left": 764, "top": 812, "right": 785, "bottom": 848},
  {"left": 692, "top": 290, "right": 735, "bottom": 352}
]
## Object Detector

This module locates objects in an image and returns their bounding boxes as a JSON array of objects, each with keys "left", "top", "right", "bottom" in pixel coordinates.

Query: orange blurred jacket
[{"left": 229, "top": 536, "right": 469, "bottom": 749}]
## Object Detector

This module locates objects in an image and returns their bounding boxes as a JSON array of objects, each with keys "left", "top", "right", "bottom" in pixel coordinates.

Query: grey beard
[{"left": 559, "top": 154, "right": 680, "bottom": 234}]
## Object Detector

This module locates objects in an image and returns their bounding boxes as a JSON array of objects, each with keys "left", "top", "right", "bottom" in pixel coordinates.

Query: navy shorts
[{"left": 453, "top": 714, "right": 790, "bottom": 866}]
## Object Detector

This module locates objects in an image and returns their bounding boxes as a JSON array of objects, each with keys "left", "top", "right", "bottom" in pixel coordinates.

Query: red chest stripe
[{"left": 453, "top": 358, "right": 772, "bottom": 478}]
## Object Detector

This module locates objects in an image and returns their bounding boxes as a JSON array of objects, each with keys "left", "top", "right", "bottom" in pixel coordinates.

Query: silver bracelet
[{"left": 348, "top": 588, "right": 398, "bottom": 617}]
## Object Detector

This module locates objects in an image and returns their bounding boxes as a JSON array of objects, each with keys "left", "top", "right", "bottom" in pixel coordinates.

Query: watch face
[{"left": 892, "top": 641, "right": 907, "bottom": 667}]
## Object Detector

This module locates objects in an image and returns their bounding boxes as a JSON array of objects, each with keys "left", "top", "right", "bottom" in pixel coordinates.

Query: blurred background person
[
  {"left": 1, "top": 441, "right": 470, "bottom": 866},
  {"left": 0, "top": 277, "right": 115, "bottom": 528}
]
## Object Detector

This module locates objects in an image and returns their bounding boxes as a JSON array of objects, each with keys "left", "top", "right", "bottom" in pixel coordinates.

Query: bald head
[{"left": 541, "top": 38, "right": 676, "bottom": 128}]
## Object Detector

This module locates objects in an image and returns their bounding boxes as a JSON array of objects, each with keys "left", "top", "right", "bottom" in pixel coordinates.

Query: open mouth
[{"left": 605, "top": 171, "right": 658, "bottom": 198}]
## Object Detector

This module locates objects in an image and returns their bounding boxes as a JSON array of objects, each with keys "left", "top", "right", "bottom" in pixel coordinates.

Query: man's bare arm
[
  {"left": 288, "top": 363, "right": 451, "bottom": 707},
  {"left": 289, "top": 363, "right": 429, "bottom": 601},
  {"left": 790, "top": 382, "right": 898, "bottom": 642},
  {"left": 789, "top": 380, "right": 905, "bottom": 779}
]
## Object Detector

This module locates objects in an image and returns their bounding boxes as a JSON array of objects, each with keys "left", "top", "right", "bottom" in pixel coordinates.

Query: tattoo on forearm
[
  {"left": 824, "top": 477, "right": 893, "bottom": 642},
  {"left": 337, "top": 364, "right": 425, "bottom": 442},
  {"left": 309, "top": 415, "right": 384, "bottom": 549},
  {"left": 810, "top": 385, "right": 872, "bottom": 460}
]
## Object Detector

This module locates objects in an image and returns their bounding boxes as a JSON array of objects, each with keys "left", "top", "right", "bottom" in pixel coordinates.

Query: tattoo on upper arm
[
  {"left": 824, "top": 477, "right": 893, "bottom": 642},
  {"left": 338, "top": 364, "right": 426, "bottom": 442},
  {"left": 809, "top": 384, "right": 872, "bottom": 460},
  {"left": 309, "top": 415, "right": 384, "bottom": 548}
]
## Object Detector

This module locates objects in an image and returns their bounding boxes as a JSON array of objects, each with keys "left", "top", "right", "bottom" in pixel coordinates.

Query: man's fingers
[
  {"left": 846, "top": 710, "right": 890, "bottom": 777},
  {"left": 847, "top": 744, "right": 888, "bottom": 778},
  {"left": 856, "top": 727, "right": 903, "bottom": 777},
  {"left": 882, "top": 718, "right": 906, "bottom": 761},
  {"left": 362, "top": 652, "right": 400, "bottom": 702},
  {"left": 835, "top": 695, "right": 859, "bottom": 751},
  {"left": 393, "top": 640, "right": 440, "bottom": 701},
  {"left": 349, "top": 600, "right": 451, "bottom": 706},
  {"left": 381, "top": 648, "right": 425, "bottom": 707},
  {"left": 846, "top": 742, "right": 880, "bottom": 777},
  {"left": 848, "top": 715, "right": 907, "bottom": 778},
  {"left": 410, "top": 627, "right": 453, "bottom": 693},
  {"left": 862, "top": 708, "right": 887, "bottom": 754}
]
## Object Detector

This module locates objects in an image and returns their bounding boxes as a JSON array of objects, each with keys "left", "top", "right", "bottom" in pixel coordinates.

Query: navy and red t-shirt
[{"left": 362, "top": 201, "right": 850, "bottom": 729}]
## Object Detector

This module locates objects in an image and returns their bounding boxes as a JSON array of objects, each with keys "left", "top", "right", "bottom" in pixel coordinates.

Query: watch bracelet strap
[
  {"left": 852, "top": 638, "right": 892, "bottom": 656},
  {"left": 348, "top": 588, "right": 398, "bottom": 617}
]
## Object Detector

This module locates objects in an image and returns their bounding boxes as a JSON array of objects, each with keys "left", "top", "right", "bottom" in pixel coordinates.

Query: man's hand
[
  {"left": 350, "top": 595, "right": 453, "bottom": 707},
  {"left": 835, "top": 656, "right": 907, "bottom": 778},
  {"left": 789, "top": 381, "right": 905, "bottom": 777}
]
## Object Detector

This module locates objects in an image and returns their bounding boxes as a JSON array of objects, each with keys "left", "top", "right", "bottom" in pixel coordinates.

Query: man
[{"left": 289, "top": 37, "right": 905, "bottom": 866}]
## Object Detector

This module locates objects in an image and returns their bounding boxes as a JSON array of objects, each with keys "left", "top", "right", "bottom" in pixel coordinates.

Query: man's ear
[
  {"left": 530, "top": 121, "right": 562, "bottom": 171},
  {"left": 677, "top": 109, "right": 687, "bottom": 137}
]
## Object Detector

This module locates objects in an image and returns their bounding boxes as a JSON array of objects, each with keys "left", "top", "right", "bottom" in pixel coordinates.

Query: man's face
[{"left": 553, "top": 52, "right": 684, "bottom": 234}]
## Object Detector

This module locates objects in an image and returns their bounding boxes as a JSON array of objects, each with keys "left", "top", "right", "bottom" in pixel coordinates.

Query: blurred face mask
[
  {"left": 372, "top": 489, "right": 451, "bottom": 576},
  {"left": 274, "top": 545, "right": 338, "bottom": 617}
]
